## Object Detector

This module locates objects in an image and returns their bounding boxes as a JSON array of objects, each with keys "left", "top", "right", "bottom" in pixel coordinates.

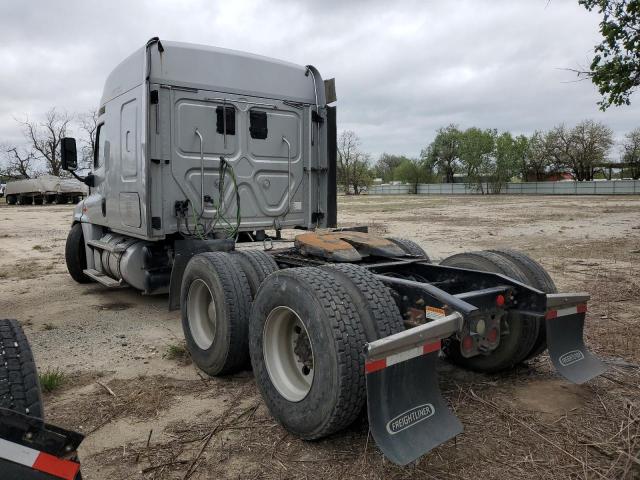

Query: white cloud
[{"left": 0, "top": 0, "right": 637, "bottom": 159}]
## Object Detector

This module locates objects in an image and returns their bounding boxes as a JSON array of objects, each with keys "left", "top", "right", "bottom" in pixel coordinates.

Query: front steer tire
[
  {"left": 0, "top": 319, "right": 44, "bottom": 419},
  {"left": 181, "top": 252, "right": 252, "bottom": 376},
  {"left": 249, "top": 267, "right": 367, "bottom": 440},
  {"left": 65, "top": 223, "right": 92, "bottom": 284}
]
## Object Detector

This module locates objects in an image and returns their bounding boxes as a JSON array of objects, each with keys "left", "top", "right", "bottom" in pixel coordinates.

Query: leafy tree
[
  {"left": 459, "top": 127, "right": 496, "bottom": 193},
  {"left": 512, "top": 134, "right": 531, "bottom": 181},
  {"left": 547, "top": 120, "right": 614, "bottom": 180},
  {"left": 337, "top": 130, "right": 373, "bottom": 195},
  {"left": 579, "top": 0, "right": 640, "bottom": 109},
  {"left": 622, "top": 127, "right": 640, "bottom": 178},
  {"left": 490, "top": 132, "right": 521, "bottom": 192},
  {"left": 374, "top": 153, "right": 407, "bottom": 182},
  {"left": 421, "top": 124, "right": 462, "bottom": 183},
  {"left": 393, "top": 158, "right": 434, "bottom": 193},
  {"left": 526, "top": 131, "right": 555, "bottom": 181}
]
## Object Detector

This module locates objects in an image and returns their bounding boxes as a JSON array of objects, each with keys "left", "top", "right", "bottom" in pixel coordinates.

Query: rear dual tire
[
  {"left": 440, "top": 251, "right": 538, "bottom": 373},
  {"left": 249, "top": 265, "right": 402, "bottom": 439},
  {"left": 180, "top": 250, "right": 278, "bottom": 376},
  {"left": 440, "top": 249, "right": 557, "bottom": 372}
]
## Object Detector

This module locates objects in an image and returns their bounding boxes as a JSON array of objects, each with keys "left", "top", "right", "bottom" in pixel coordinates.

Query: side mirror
[{"left": 61, "top": 137, "right": 78, "bottom": 171}]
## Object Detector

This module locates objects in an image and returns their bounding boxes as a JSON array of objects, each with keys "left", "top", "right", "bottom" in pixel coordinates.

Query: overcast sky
[{"left": 1, "top": 0, "right": 638, "bottom": 160}]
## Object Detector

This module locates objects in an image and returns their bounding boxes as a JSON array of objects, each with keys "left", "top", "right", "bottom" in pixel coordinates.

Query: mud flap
[
  {"left": 365, "top": 341, "right": 463, "bottom": 465},
  {"left": 545, "top": 302, "right": 607, "bottom": 384}
]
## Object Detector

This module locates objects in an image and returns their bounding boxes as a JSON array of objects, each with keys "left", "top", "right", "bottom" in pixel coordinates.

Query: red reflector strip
[
  {"left": 546, "top": 303, "right": 587, "bottom": 321},
  {"left": 33, "top": 452, "right": 80, "bottom": 480},
  {"left": 0, "top": 437, "right": 80, "bottom": 480},
  {"left": 365, "top": 340, "right": 441, "bottom": 374},
  {"left": 365, "top": 358, "right": 387, "bottom": 374}
]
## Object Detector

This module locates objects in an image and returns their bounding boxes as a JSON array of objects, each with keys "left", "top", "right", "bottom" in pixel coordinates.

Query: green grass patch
[
  {"left": 39, "top": 369, "right": 65, "bottom": 392},
  {"left": 165, "top": 343, "right": 191, "bottom": 364}
]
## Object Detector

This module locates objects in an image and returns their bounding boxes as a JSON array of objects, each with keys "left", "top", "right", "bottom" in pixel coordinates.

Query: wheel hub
[
  {"left": 263, "top": 306, "right": 314, "bottom": 402},
  {"left": 187, "top": 279, "right": 217, "bottom": 350}
]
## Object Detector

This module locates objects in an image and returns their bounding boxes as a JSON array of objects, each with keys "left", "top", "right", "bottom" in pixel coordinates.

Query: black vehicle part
[
  {"left": 545, "top": 296, "right": 608, "bottom": 384},
  {"left": 0, "top": 408, "right": 83, "bottom": 480},
  {"left": 386, "top": 237, "right": 431, "bottom": 261},
  {"left": 33, "top": 197, "right": 43, "bottom": 205},
  {"left": 321, "top": 263, "right": 404, "bottom": 342},
  {"left": 6, "top": 195, "right": 17, "bottom": 205},
  {"left": 365, "top": 340, "right": 463, "bottom": 465},
  {"left": 439, "top": 251, "right": 539, "bottom": 372},
  {"left": 21, "top": 196, "right": 33, "bottom": 205},
  {"left": 231, "top": 250, "right": 279, "bottom": 298},
  {"left": 489, "top": 248, "right": 557, "bottom": 360},
  {"left": 65, "top": 223, "right": 92, "bottom": 284},
  {"left": 249, "top": 267, "right": 367, "bottom": 440},
  {"left": 0, "top": 320, "right": 43, "bottom": 419},
  {"left": 180, "top": 252, "right": 252, "bottom": 376},
  {"left": 326, "top": 105, "right": 337, "bottom": 228}
]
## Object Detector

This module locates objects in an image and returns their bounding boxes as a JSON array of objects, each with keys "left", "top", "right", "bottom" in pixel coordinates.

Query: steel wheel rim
[
  {"left": 263, "top": 306, "right": 314, "bottom": 402},
  {"left": 187, "top": 279, "right": 217, "bottom": 350}
]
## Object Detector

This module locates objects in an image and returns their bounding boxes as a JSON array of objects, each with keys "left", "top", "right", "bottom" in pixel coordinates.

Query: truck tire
[
  {"left": 439, "top": 251, "right": 539, "bottom": 373},
  {"left": 321, "top": 263, "right": 404, "bottom": 341},
  {"left": 55, "top": 196, "right": 68, "bottom": 204},
  {"left": 181, "top": 252, "right": 252, "bottom": 376},
  {"left": 20, "top": 196, "right": 33, "bottom": 205},
  {"left": 231, "top": 250, "right": 279, "bottom": 298},
  {"left": 0, "top": 319, "right": 44, "bottom": 419},
  {"left": 45, "top": 194, "right": 56, "bottom": 204},
  {"left": 6, "top": 195, "right": 17, "bottom": 205},
  {"left": 386, "top": 237, "right": 431, "bottom": 261},
  {"left": 249, "top": 267, "right": 367, "bottom": 440},
  {"left": 65, "top": 223, "right": 92, "bottom": 284},
  {"left": 34, "top": 196, "right": 43, "bottom": 205},
  {"left": 489, "top": 249, "right": 557, "bottom": 360}
]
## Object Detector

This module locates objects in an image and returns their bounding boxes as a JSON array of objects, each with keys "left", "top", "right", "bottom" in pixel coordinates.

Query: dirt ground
[{"left": 0, "top": 195, "right": 639, "bottom": 479}]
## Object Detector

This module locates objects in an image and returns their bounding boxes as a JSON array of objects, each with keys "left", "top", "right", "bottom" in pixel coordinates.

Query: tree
[
  {"left": 421, "top": 124, "right": 462, "bottom": 183},
  {"left": 0, "top": 144, "right": 36, "bottom": 179},
  {"left": 490, "top": 132, "right": 521, "bottom": 192},
  {"left": 21, "top": 108, "right": 73, "bottom": 177},
  {"left": 458, "top": 127, "right": 496, "bottom": 192},
  {"left": 393, "top": 158, "right": 434, "bottom": 193},
  {"left": 579, "top": 0, "right": 640, "bottom": 109},
  {"left": 77, "top": 109, "right": 98, "bottom": 169},
  {"left": 527, "top": 131, "right": 554, "bottom": 181},
  {"left": 374, "top": 153, "right": 407, "bottom": 182},
  {"left": 622, "top": 127, "right": 640, "bottom": 179},
  {"left": 512, "top": 134, "right": 531, "bottom": 181},
  {"left": 547, "top": 120, "right": 613, "bottom": 180},
  {"left": 337, "top": 130, "right": 373, "bottom": 195}
]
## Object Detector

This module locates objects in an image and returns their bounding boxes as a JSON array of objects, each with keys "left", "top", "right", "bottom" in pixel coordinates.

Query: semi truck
[{"left": 58, "top": 38, "right": 607, "bottom": 465}]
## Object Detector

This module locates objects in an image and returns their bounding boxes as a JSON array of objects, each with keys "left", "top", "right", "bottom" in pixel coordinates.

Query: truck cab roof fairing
[{"left": 100, "top": 41, "right": 324, "bottom": 107}]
